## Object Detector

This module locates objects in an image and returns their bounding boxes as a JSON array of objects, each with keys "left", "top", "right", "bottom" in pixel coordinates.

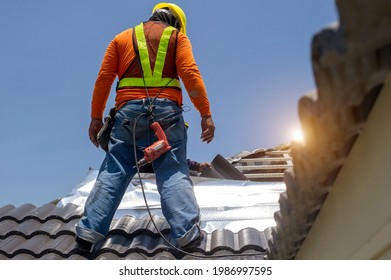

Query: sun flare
[{"left": 292, "top": 129, "right": 305, "bottom": 144}]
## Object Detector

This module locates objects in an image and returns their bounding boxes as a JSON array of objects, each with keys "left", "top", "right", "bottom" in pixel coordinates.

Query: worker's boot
[
  {"left": 75, "top": 236, "right": 94, "bottom": 255},
  {"left": 181, "top": 231, "right": 204, "bottom": 251}
]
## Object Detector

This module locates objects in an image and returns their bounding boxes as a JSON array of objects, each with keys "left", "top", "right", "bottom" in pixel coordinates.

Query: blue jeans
[{"left": 76, "top": 98, "right": 201, "bottom": 247}]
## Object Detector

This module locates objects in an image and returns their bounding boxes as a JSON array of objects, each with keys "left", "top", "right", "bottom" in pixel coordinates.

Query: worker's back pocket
[{"left": 156, "top": 111, "right": 187, "bottom": 146}]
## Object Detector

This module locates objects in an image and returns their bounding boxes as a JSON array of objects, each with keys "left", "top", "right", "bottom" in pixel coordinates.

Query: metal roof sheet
[{"left": 58, "top": 168, "right": 286, "bottom": 234}]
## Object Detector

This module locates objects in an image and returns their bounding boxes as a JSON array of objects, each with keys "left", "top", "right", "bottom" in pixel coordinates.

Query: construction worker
[{"left": 75, "top": 3, "right": 215, "bottom": 253}]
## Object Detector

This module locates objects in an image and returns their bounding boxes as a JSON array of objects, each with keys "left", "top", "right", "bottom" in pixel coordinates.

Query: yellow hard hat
[{"left": 152, "top": 2, "right": 187, "bottom": 35}]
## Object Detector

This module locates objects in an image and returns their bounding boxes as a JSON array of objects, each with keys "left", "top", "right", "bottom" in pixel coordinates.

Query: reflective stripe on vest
[{"left": 118, "top": 23, "right": 181, "bottom": 89}]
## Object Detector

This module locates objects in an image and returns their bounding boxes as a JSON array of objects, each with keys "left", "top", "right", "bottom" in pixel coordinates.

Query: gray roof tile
[
  {"left": 0, "top": 205, "right": 16, "bottom": 217},
  {"left": 0, "top": 203, "right": 268, "bottom": 260},
  {"left": 0, "top": 204, "right": 37, "bottom": 221}
]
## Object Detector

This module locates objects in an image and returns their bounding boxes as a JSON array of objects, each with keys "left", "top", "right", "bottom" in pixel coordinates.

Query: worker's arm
[
  {"left": 89, "top": 38, "right": 119, "bottom": 146},
  {"left": 176, "top": 33, "right": 211, "bottom": 117},
  {"left": 187, "top": 159, "right": 212, "bottom": 172},
  {"left": 89, "top": 29, "right": 135, "bottom": 147},
  {"left": 91, "top": 39, "right": 118, "bottom": 120},
  {"left": 176, "top": 33, "right": 215, "bottom": 143}
]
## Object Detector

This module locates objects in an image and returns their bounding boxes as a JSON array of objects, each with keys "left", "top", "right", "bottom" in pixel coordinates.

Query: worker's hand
[
  {"left": 197, "top": 162, "right": 212, "bottom": 172},
  {"left": 200, "top": 116, "right": 215, "bottom": 143},
  {"left": 89, "top": 118, "right": 103, "bottom": 147}
]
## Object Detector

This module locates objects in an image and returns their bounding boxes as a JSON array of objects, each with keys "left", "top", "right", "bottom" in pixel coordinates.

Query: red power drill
[{"left": 137, "top": 122, "right": 172, "bottom": 167}]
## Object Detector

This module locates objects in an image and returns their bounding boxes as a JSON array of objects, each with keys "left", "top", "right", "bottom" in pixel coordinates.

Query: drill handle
[{"left": 151, "top": 122, "right": 168, "bottom": 143}]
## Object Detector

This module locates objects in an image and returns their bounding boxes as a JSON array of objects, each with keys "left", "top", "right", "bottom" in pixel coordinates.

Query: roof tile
[
  {"left": 0, "top": 204, "right": 37, "bottom": 222},
  {"left": 0, "top": 203, "right": 269, "bottom": 260},
  {"left": 0, "top": 205, "right": 16, "bottom": 217}
]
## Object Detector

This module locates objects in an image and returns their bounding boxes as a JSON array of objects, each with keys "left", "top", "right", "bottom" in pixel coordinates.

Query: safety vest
[{"left": 117, "top": 22, "right": 182, "bottom": 90}]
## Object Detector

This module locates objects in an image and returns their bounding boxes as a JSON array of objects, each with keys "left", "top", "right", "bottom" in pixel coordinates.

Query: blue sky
[{"left": 0, "top": 0, "right": 337, "bottom": 207}]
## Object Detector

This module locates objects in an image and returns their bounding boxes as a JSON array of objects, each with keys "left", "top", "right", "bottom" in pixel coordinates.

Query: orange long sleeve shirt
[{"left": 91, "top": 25, "right": 211, "bottom": 120}]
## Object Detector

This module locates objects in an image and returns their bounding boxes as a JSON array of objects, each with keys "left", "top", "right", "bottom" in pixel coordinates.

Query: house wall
[
  {"left": 267, "top": 0, "right": 391, "bottom": 260},
  {"left": 295, "top": 75, "right": 391, "bottom": 260}
]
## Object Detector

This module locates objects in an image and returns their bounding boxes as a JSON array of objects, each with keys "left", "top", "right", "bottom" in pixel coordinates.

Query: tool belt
[{"left": 97, "top": 107, "right": 116, "bottom": 152}]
